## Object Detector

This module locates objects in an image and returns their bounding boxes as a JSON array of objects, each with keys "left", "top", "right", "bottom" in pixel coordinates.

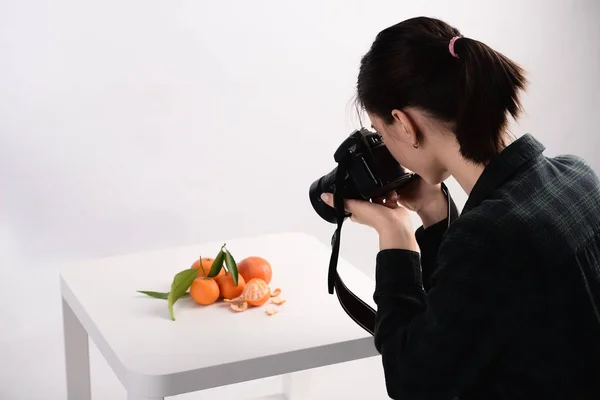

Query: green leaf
[
  {"left": 224, "top": 248, "right": 239, "bottom": 286},
  {"left": 207, "top": 243, "right": 226, "bottom": 278},
  {"left": 167, "top": 268, "right": 199, "bottom": 320},
  {"left": 138, "top": 290, "right": 169, "bottom": 299},
  {"left": 137, "top": 290, "right": 190, "bottom": 300}
]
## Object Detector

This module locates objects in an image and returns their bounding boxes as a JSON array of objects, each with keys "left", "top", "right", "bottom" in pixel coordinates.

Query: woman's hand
[
  {"left": 320, "top": 191, "right": 419, "bottom": 252},
  {"left": 319, "top": 177, "right": 448, "bottom": 251},
  {"left": 395, "top": 177, "right": 448, "bottom": 229}
]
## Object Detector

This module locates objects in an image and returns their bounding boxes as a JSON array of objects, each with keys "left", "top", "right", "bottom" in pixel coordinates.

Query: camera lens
[{"left": 309, "top": 169, "right": 338, "bottom": 223}]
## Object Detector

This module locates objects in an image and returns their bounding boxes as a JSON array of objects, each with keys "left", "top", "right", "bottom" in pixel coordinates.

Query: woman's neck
[
  {"left": 448, "top": 157, "right": 486, "bottom": 195},
  {"left": 441, "top": 133, "right": 514, "bottom": 195},
  {"left": 437, "top": 137, "right": 487, "bottom": 195}
]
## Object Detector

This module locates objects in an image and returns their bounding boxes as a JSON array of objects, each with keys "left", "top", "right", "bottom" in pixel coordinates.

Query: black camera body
[{"left": 309, "top": 128, "right": 417, "bottom": 223}]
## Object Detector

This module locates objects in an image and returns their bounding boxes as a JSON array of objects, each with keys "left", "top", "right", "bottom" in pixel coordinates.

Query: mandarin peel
[
  {"left": 230, "top": 301, "right": 248, "bottom": 312},
  {"left": 271, "top": 296, "right": 286, "bottom": 305},
  {"left": 265, "top": 305, "right": 279, "bottom": 316}
]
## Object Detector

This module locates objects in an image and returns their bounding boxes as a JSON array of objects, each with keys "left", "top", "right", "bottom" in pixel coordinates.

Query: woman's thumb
[
  {"left": 320, "top": 193, "right": 334, "bottom": 208},
  {"left": 320, "top": 192, "right": 355, "bottom": 214}
]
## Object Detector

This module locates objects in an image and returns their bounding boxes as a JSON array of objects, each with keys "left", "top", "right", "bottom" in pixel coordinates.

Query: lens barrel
[{"left": 308, "top": 168, "right": 338, "bottom": 223}]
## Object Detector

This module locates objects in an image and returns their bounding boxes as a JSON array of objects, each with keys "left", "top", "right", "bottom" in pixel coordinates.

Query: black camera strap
[
  {"left": 327, "top": 162, "right": 453, "bottom": 337},
  {"left": 328, "top": 160, "right": 377, "bottom": 335}
]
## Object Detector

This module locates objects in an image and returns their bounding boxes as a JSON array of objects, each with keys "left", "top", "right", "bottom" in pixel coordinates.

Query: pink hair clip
[{"left": 449, "top": 36, "right": 461, "bottom": 58}]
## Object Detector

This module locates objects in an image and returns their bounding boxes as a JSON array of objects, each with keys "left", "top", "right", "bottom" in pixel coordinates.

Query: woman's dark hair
[{"left": 356, "top": 17, "right": 527, "bottom": 164}]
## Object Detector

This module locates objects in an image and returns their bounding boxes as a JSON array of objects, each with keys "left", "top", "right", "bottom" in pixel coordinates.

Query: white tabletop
[{"left": 60, "top": 231, "right": 379, "bottom": 395}]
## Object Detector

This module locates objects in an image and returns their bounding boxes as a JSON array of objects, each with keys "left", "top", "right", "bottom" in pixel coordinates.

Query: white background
[{"left": 1, "top": 0, "right": 599, "bottom": 399}]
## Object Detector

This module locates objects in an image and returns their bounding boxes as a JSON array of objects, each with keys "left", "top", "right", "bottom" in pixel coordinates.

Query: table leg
[
  {"left": 282, "top": 369, "right": 312, "bottom": 400},
  {"left": 62, "top": 298, "right": 91, "bottom": 400}
]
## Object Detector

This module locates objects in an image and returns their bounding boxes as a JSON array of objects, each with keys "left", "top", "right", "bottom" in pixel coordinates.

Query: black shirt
[{"left": 373, "top": 134, "right": 600, "bottom": 399}]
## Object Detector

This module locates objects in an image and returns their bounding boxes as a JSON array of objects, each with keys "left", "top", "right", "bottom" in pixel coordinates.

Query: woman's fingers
[
  {"left": 320, "top": 192, "right": 411, "bottom": 232},
  {"left": 385, "top": 191, "right": 399, "bottom": 209},
  {"left": 321, "top": 193, "right": 352, "bottom": 212},
  {"left": 320, "top": 193, "right": 367, "bottom": 218},
  {"left": 373, "top": 196, "right": 385, "bottom": 205},
  {"left": 374, "top": 192, "right": 399, "bottom": 209},
  {"left": 322, "top": 192, "right": 398, "bottom": 212}
]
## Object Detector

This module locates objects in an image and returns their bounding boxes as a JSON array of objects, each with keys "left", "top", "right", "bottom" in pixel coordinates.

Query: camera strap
[
  {"left": 328, "top": 162, "right": 452, "bottom": 337},
  {"left": 328, "top": 160, "right": 377, "bottom": 335}
]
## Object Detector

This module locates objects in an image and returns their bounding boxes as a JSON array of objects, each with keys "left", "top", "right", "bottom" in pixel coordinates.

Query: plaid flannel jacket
[{"left": 373, "top": 134, "right": 600, "bottom": 399}]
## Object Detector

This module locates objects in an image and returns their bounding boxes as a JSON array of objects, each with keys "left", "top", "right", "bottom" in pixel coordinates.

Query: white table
[{"left": 60, "top": 232, "right": 379, "bottom": 399}]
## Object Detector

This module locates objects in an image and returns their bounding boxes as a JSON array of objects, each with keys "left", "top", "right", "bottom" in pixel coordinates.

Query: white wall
[{"left": 1, "top": 0, "right": 599, "bottom": 399}]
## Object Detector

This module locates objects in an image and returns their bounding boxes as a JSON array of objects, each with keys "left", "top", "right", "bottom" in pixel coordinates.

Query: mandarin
[
  {"left": 237, "top": 256, "right": 272, "bottom": 284},
  {"left": 190, "top": 277, "right": 220, "bottom": 305},
  {"left": 216, "top": 273, "right": 246, "bottom": 300}
]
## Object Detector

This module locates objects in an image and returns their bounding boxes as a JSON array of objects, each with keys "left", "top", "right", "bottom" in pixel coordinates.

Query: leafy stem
[
  {"left": 199, "top": 256, "right": 207, "bottom": 276},
  {"left": 138, "top": 290, "right": 190, "bottom": 300}
]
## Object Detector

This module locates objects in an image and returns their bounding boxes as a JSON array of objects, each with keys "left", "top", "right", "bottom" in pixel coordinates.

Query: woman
[{"left": 321, "top": 17, "right": 600, "bottom": 399}]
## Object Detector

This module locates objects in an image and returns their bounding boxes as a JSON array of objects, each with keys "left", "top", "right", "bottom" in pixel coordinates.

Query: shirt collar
[{"left": 462, "top": 134, "right": 546, "bottom": 213}]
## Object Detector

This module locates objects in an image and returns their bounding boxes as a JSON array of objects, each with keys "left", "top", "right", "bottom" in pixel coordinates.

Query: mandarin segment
[
  {"left": 227, "top": 278, "right": 271, "bottom": 307},
  {"left": 242, "top": 278, "right": 271, "bottom": 306}
]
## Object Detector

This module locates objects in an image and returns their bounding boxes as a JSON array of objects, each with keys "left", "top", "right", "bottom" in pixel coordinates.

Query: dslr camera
[{"left": 309, "top": 128, "right": 417, "bottom": 223}]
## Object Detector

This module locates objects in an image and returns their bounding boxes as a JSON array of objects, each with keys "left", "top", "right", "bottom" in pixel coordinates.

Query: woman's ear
[{"left": 390, "top": 109, "right": 419, "bottom": 147}]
